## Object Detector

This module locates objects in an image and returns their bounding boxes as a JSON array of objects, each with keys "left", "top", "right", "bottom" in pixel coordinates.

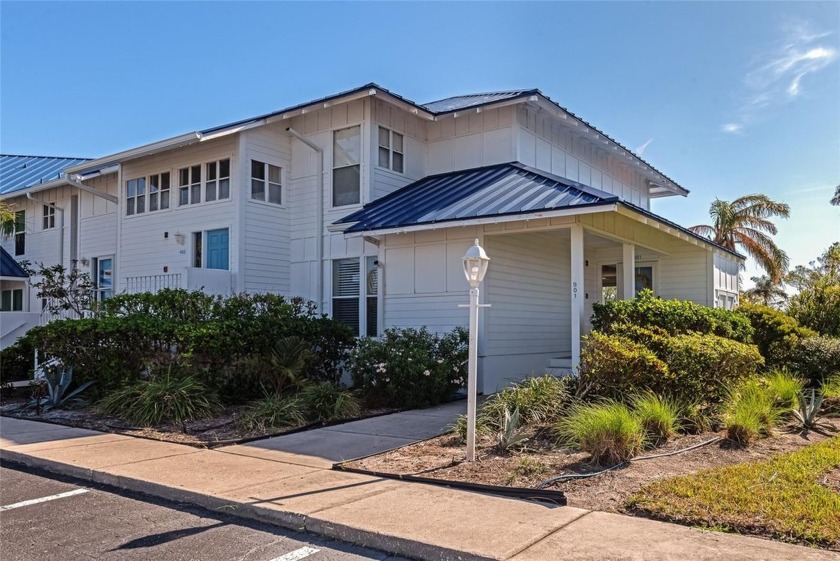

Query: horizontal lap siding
[{"left": 657, "top": 243, "right": 710, "bottom": 305}]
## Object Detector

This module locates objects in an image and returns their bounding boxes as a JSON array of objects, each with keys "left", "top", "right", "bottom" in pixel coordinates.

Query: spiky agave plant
[{"left": 792, "top": 389, "right": 835, "bottom": 433}]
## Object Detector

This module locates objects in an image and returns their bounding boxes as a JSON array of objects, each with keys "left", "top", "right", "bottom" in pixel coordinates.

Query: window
[
  {"left": 13, "top": 210, "right": 25, "bottom": 256},
  {"left": 333, "top": 125, "right": 361, "bottom": 206},
  {"left": 634, "top": 265, "right": 654, "bottom": 295},
  {"left": 251, "top": 160, "right": 281, "bottom": 204},
  {"left": 206, "top": 159, "right": 230, "bottom": 202},
  {"left": 92, "top": 257, "right": 114, "bottom": 301},
  {"left": 179, "top": 165, "right": 202, "bottom": 205},
  {"left": 600, "top": 265, "right": 618, "bottom": 303},
  {"left": 717, "top": 290, "right": 738, "bottom": 310},
  {"left": 332, "top": 257, "right": 379, "bottom": 337},
  {"left": 378, "top": 127, "right": 404, "bottom": 173},
  {"left": 192, "top": 228, "right": 229, "bottom": 270},
  {"left": 0, "top": 289, "right": 24, "bottom": 311},
  {"left": 42, "top": 204, "right": 56, "bottom": 229},
  {"left": 126, "top": 177, "right": 146, "bottom": 215},
  {"left": 149, "top": 172, "right": 170, "bottom": 211}
]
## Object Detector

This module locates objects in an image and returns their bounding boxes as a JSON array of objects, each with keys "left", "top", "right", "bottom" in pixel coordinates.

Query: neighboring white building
[{"left": 0, "top": 84, "right": 742, "bottom": 389}]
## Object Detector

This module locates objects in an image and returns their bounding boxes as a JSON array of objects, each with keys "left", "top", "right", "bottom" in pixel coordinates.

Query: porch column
[
  {"left": 622, "top": 243, "right": 635, "bottom": 300},
  {"left": 571, "top": 224, "right": 584, "bottom": 370}
]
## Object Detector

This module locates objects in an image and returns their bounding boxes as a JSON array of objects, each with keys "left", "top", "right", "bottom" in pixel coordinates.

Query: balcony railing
[{"left": 124, "top": 273, "right": 183, "bottom": 294}]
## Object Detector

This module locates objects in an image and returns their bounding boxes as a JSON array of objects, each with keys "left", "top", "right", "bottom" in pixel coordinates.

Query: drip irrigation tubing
[{"left": 536, "top": 436, "right": 721, "bottom": 490}]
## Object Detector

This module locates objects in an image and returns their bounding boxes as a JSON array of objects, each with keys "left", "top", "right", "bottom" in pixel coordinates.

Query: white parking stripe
[
  {"left": 0, "top": 488, "right": 90, "bottom": 512},
  {"left": 269, "top": 546, "right": 321, "bottom": 561}
]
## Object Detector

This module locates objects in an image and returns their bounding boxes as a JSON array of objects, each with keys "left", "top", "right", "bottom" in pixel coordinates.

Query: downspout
[
  {"left": 286, "top": 127, "right": 325, "bottom": 311},
  {"left": 26, "top": 194, "right": 65, "bottom": 267}
]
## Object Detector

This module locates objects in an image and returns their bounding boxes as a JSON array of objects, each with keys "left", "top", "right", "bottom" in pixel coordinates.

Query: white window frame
[
  {"left": 250, "top": 160, "right": 282, "bottom": 205},
  {"left": 205, "top": 159, "right": 231, "bottom": 203},
  {"left": 13, "top": 210, "right": 25, "bottom": 256},
  {"left": 332, "top": 256, "right": 379, "bottom": 337},
  {"left": 148, "top": 172, "right": 171, "bottom": 212},
  {"left": 0, "top": 288, "right": 24, "bottom": 311},
  {"left": 125, "top": 177, "right": 147, "bottom": 215},
  {"left": 716, "top": 289, "right": 738, "bottom": 310},
  {"left": 42, "top": 204, "right": 56, "bottom": 230},
  {"left": 191, "top": 228, "right": 230, "bottom": 270},
  {"left": 179, "top": 165, "right": 202, "bottom": 206},
  {"left": 377, "top": 126, "right": 404, "bottom": 173},
  {"left": 332, "top": 125, "right": 362, "bottom": 207}
]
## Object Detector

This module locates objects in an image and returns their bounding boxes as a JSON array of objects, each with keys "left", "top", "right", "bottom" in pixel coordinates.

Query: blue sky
[{"left": 2, "top": 1, "right": 838, "bottom": 282}]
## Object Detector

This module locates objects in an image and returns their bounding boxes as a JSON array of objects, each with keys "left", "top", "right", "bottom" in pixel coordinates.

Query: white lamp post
[{"left": 461, "top": 239, "right": 490, "bottom": 462}]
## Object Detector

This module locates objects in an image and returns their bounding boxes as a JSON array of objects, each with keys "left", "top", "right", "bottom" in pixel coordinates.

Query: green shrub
[
  {"left": 577, "top": 332, "right": 672, "bottom": 400},
  {"left": 821, "top": 375, "right": 840, "bottom": 413},
  {"left": 98, "top": 368, "right": 222, "bottom": 427},
  {"left": 593, "top": 290, "right": 753, "bottom": 343},
  {"left": 763, "top": 369, "right": 805, "bottom": 410},
  {"left": 556, "top": 401, "right": 646, "bottom": 464},
  {"left": 737, "top": 303, "right": 816, "bottom": 368},
  {"left": 721, "top": 379, "right": 783, "bottom": 445},
  {"left": 298, "top": 382, "right": 361, "bottom": 423},
  {"left": 788, "top": 277, "right": 840, "bottom": 338},
  {"left": 237, "top": 394, "right": 304, "bottom": 433},
  {"left": 788, "top": 336, "right": 840, "bottom": 387},
  {"left": 631, "top": 392, "right": 682, "bottom": 445},
  {"left": 350, "top": 326, "right": 467, "bottom": 409},
  {"left": 0, "top": 335, "right": 35, "bottom": 385}
]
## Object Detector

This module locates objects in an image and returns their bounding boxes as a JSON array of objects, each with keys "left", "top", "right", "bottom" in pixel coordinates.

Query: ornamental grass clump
[
  {"left": 237, "top": 393, "right": 305, "bottom": 433},
  {"left": 630, "top": 392, "right": 682, "bottom": 445},
  {"left": 555, "top": 400, "right": 646, "bottom": 465},
  {"left": 763, "top": 369, "right": 805, "bottom": 411},
  {"left": 98, "top": 368, "right": 222, "bottom": 428},
  {"left": 721, "top": 379, "right": 783, "bottom": 445},
  {"left": 298, "top": 382, "right": 361, "bottom": 423}
]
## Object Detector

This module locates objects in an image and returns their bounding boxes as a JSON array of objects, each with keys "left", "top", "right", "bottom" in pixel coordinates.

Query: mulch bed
[
  {"left": 0, "top": 398, "right": 395, "bottom": 448},
  {"left": 342, "top": 419, "right": 840, "bottom": 514}
]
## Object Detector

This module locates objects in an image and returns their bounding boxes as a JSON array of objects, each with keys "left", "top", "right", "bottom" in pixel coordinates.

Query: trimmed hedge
[
  {"left": 580, "top": 327, "right": 763, "bottom": 407},
  {"left": 788, "top": 336, "right": 840, "bottom": 386},
  {"left": 0, "top": 336, "right": 36, "bottom": 386},
  {"left": 592, "top": 290, "right": 753, "bottom": 343},
  {"left": 737, "top": 303, "right": 816, "bottom": 368}
]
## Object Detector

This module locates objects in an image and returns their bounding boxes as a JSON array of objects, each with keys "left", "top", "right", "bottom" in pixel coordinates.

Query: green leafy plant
[
  {"left": 298, "top": 382, "right": 361, "bottom": 423},
  {"left": 259, "top": 336, "right": 315, "bottom": 395},
  {"left": 98, "top": 368, "right": 222, "bottom": 428},
  {"left": 721, "top": 379, "right": 782, "bottom": 445},
  {"left": 21, "top": 364, "right": 94, "bottom": 412},
  {"left": 737, "top": 302, "right": 816, "bottom": 369},
  {"left": 496, "top": 407, "right": 529, "bottom": 451},
  {"left": 237, "top": 393, "right": 305, "bottom": 433},
  {"left": 791, "top": 389, "right": 834, "bottom": 433},
  {"left": 788, "top": 336, "right": 840, "bottom": 387},
  {"left": 764, "top": 369, "right": 805, "bottom": 410},
  {"left": 631, "top": 392, "right": 682, "bottom": 445},
  {"left": 555, "top": 400, "right": 646, "bottom": 465}
]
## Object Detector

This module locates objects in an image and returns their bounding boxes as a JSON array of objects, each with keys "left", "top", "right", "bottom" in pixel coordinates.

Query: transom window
[
  {"left": 333, "top": 125, "right": 361, "bottom": 207},
  {"left": 205, "top": 159, "right": 230, "bottom": 202},
  {"left": 250, "top": 160, "right": 282, "bottom": 204},
  {"left": 332, "top": 257, "right": 378, "bottom": 337},
  {"left": 42, "top": 204, "right": 56, "bottom": 229},
  {"left": 378, "top": 127, "right": 404, "bottom": 173},
  {"left": 179, "top": 165, "right": 202, "bottom": 206}
]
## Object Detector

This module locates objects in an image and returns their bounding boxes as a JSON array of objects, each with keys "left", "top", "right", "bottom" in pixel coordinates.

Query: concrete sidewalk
[{"left": 0, "top": 416, "right": 834, "bottom": 561}]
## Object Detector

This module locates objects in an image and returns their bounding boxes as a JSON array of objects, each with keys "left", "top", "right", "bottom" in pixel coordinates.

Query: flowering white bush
[{"left": 349, "top": 326, "right": 468, "bottom": 408}]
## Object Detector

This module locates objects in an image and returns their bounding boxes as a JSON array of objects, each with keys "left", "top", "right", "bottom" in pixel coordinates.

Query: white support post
[
  {"left": 466, "top": 286, "right": 480, "bottom": 462},
  {"left": 570, "top": 225, "right": 584, "bottom": 370},
  {"left": 622, "top": 243, "right": 635, "bottom": 300}
]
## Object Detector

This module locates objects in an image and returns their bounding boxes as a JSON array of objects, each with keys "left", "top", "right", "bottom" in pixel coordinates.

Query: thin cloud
[
  {"left": 722, "top": 22, "right": 837, "bottom": 134},
  {"left": 634, "top": 138, "right": 654, "bottom": 155}
]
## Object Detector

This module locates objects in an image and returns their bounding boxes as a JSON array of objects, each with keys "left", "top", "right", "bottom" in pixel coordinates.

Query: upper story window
[
  {"left": 206, "top": 159, "right": 230, "bottom": 202},
  {"left": 13, "top": 210, "right": 25, "bottom": 256},
  {"left": 149, "top": 172, "right": 170, "bottom": 212},
  {"left": 179, "top": 165, "right": 202, "bottom": 206},
  {"left": 378, "top": 127, "right": 404, "bottom": 173},
  {"left": 126, "top": 177, "right": 146, "bottom": 215},
  {"left": 333, "top": 125, "right": 361, "bottom": 207},
  {"left": 250, "top": 160, "right": 282, "bottom": 204},
  {"left": 42, "top": 204, "right": 56, "bottom": 230}
]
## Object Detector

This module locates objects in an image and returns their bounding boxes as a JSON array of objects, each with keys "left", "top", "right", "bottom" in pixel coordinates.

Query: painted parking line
[
  {"left": 0, "top": 488, "right": 90, "bottom": 512},
  {"left": 269, "top": 546, "right": 321, "bottom": 561}
]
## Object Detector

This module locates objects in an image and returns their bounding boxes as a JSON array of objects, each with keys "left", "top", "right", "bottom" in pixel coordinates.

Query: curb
[{"left": 0, "top": 448, "right": 493, "bottom": 561}]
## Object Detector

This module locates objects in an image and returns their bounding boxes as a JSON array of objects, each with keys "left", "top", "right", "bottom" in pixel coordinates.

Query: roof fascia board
[
  {"left": 343, "top": 203, "right": 618, "bottom": 238},
  {"left": 615, "top": 203, "right": 744, "bottom": 260},
  {"left": 65, "top": 132, "right": 202, "bottom": 174},
  {"left": 432, "top": 94, "right": 540, "bottom": 120},
  {"left": 0, "top": 177, "right": 68, "bottom": 200}
]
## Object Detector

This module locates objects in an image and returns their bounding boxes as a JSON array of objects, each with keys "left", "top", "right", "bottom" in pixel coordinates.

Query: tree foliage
[
  {"left": 787, "top": 243, "right": 840, "bottom": 337},
  {"left": 742, "top": 275, "right": 787, "bottom": 308}
]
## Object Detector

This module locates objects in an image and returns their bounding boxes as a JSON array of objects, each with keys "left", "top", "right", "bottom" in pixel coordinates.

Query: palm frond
[
  {"left": 689, "top": 224, "right": 716, "bottom": 239},
  {"left": 832, "top": 185, "right": 840, "bottom": 206}
]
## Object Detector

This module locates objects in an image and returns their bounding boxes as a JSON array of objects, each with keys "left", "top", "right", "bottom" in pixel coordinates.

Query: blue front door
[{"left": 205, "top": 229, "right": 229, "bottom": 270}]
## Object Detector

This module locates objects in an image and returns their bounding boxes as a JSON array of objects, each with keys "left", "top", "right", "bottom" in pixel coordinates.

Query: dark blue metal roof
[
  {"left": 337, "top": 162, "right": 618, "bottom": 234},
  {"left": 0, "top": 155, "right": 91, "bottom": 196},
  {"left": 421, "top": 90, "right": 535, "bottom": 113},
  {"left": 0, "top": 246, "right": 28, "bottom": 278}
]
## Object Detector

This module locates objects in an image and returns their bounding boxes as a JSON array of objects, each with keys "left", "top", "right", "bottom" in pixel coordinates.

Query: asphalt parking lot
[{"left": 0, "top": 462, "right": 406, "bottom": 561}]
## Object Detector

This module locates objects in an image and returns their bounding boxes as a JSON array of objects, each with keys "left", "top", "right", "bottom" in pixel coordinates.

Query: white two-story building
[{"left": 0, "top": 84, "right": 742, "bottom": 391}]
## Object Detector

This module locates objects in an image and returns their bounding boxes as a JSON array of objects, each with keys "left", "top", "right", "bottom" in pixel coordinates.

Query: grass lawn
[{"left": 627, "top": 435, "right": 840, "bottom": 548}]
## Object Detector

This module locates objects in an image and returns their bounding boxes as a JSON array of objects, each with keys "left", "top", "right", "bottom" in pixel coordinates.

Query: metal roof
[
  {"left": 421, "top": 90, "right": 535, "bottom": 113},
  {"left": 0, "top": 155, "right": 91, "bottom": 196},
  {"left": 336, "top": 162, "right": 618, "bottom": 234},
  {"left": 0, "top": 246, "right": 28, "bottom": 278}
]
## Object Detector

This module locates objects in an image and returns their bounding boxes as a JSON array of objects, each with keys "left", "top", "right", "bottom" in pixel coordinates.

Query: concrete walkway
[
  {"left": 0, "top": 415, "right": 834, "bottom": 561},
  {"left": 247, "top": 401, "right": 465, "bottom": 463}
]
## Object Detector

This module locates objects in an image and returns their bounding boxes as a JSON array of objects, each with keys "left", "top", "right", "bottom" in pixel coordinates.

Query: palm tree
[
  {"left": 0, "top": 201, "right": 14, "bottom": 239},
  {"left": 690, "top": 194, "right": 790, "bottom": 282},
  {"left": 831, "top": 184, "right": 840, "bottom": 206},
  {"left": 743, "top": 275, "right": 787, "bottom": 307}
]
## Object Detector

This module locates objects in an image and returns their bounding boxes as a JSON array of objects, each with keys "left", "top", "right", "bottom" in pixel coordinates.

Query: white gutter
[
  {"left": 65, "top": 132, "right": 202, "bottom": 174},
  {"left": 26, "top": 193, "right": 65, "bottom": 266},
  {"left": 67, "top": 176, "right": 118, "bottom": 204},
  {"left": 341, "top": 203, "right": 618, "bottom": 238},
  {"left": 286, "top": 127, "right": 325, "bottom": 310}
]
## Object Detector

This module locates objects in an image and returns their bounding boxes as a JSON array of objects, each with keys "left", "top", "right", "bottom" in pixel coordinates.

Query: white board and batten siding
[
  {"left": 425, "top": 106, "right": 517, "bottom": 176},
  {"left": 119, "top": 136, "right": 238, "bottom": 292},
  {"left": 515, "top": 105, "right": 651, "bottom": 209},
  {"left": 713, "top": 252, "right": 740, "bottom": 309}
]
